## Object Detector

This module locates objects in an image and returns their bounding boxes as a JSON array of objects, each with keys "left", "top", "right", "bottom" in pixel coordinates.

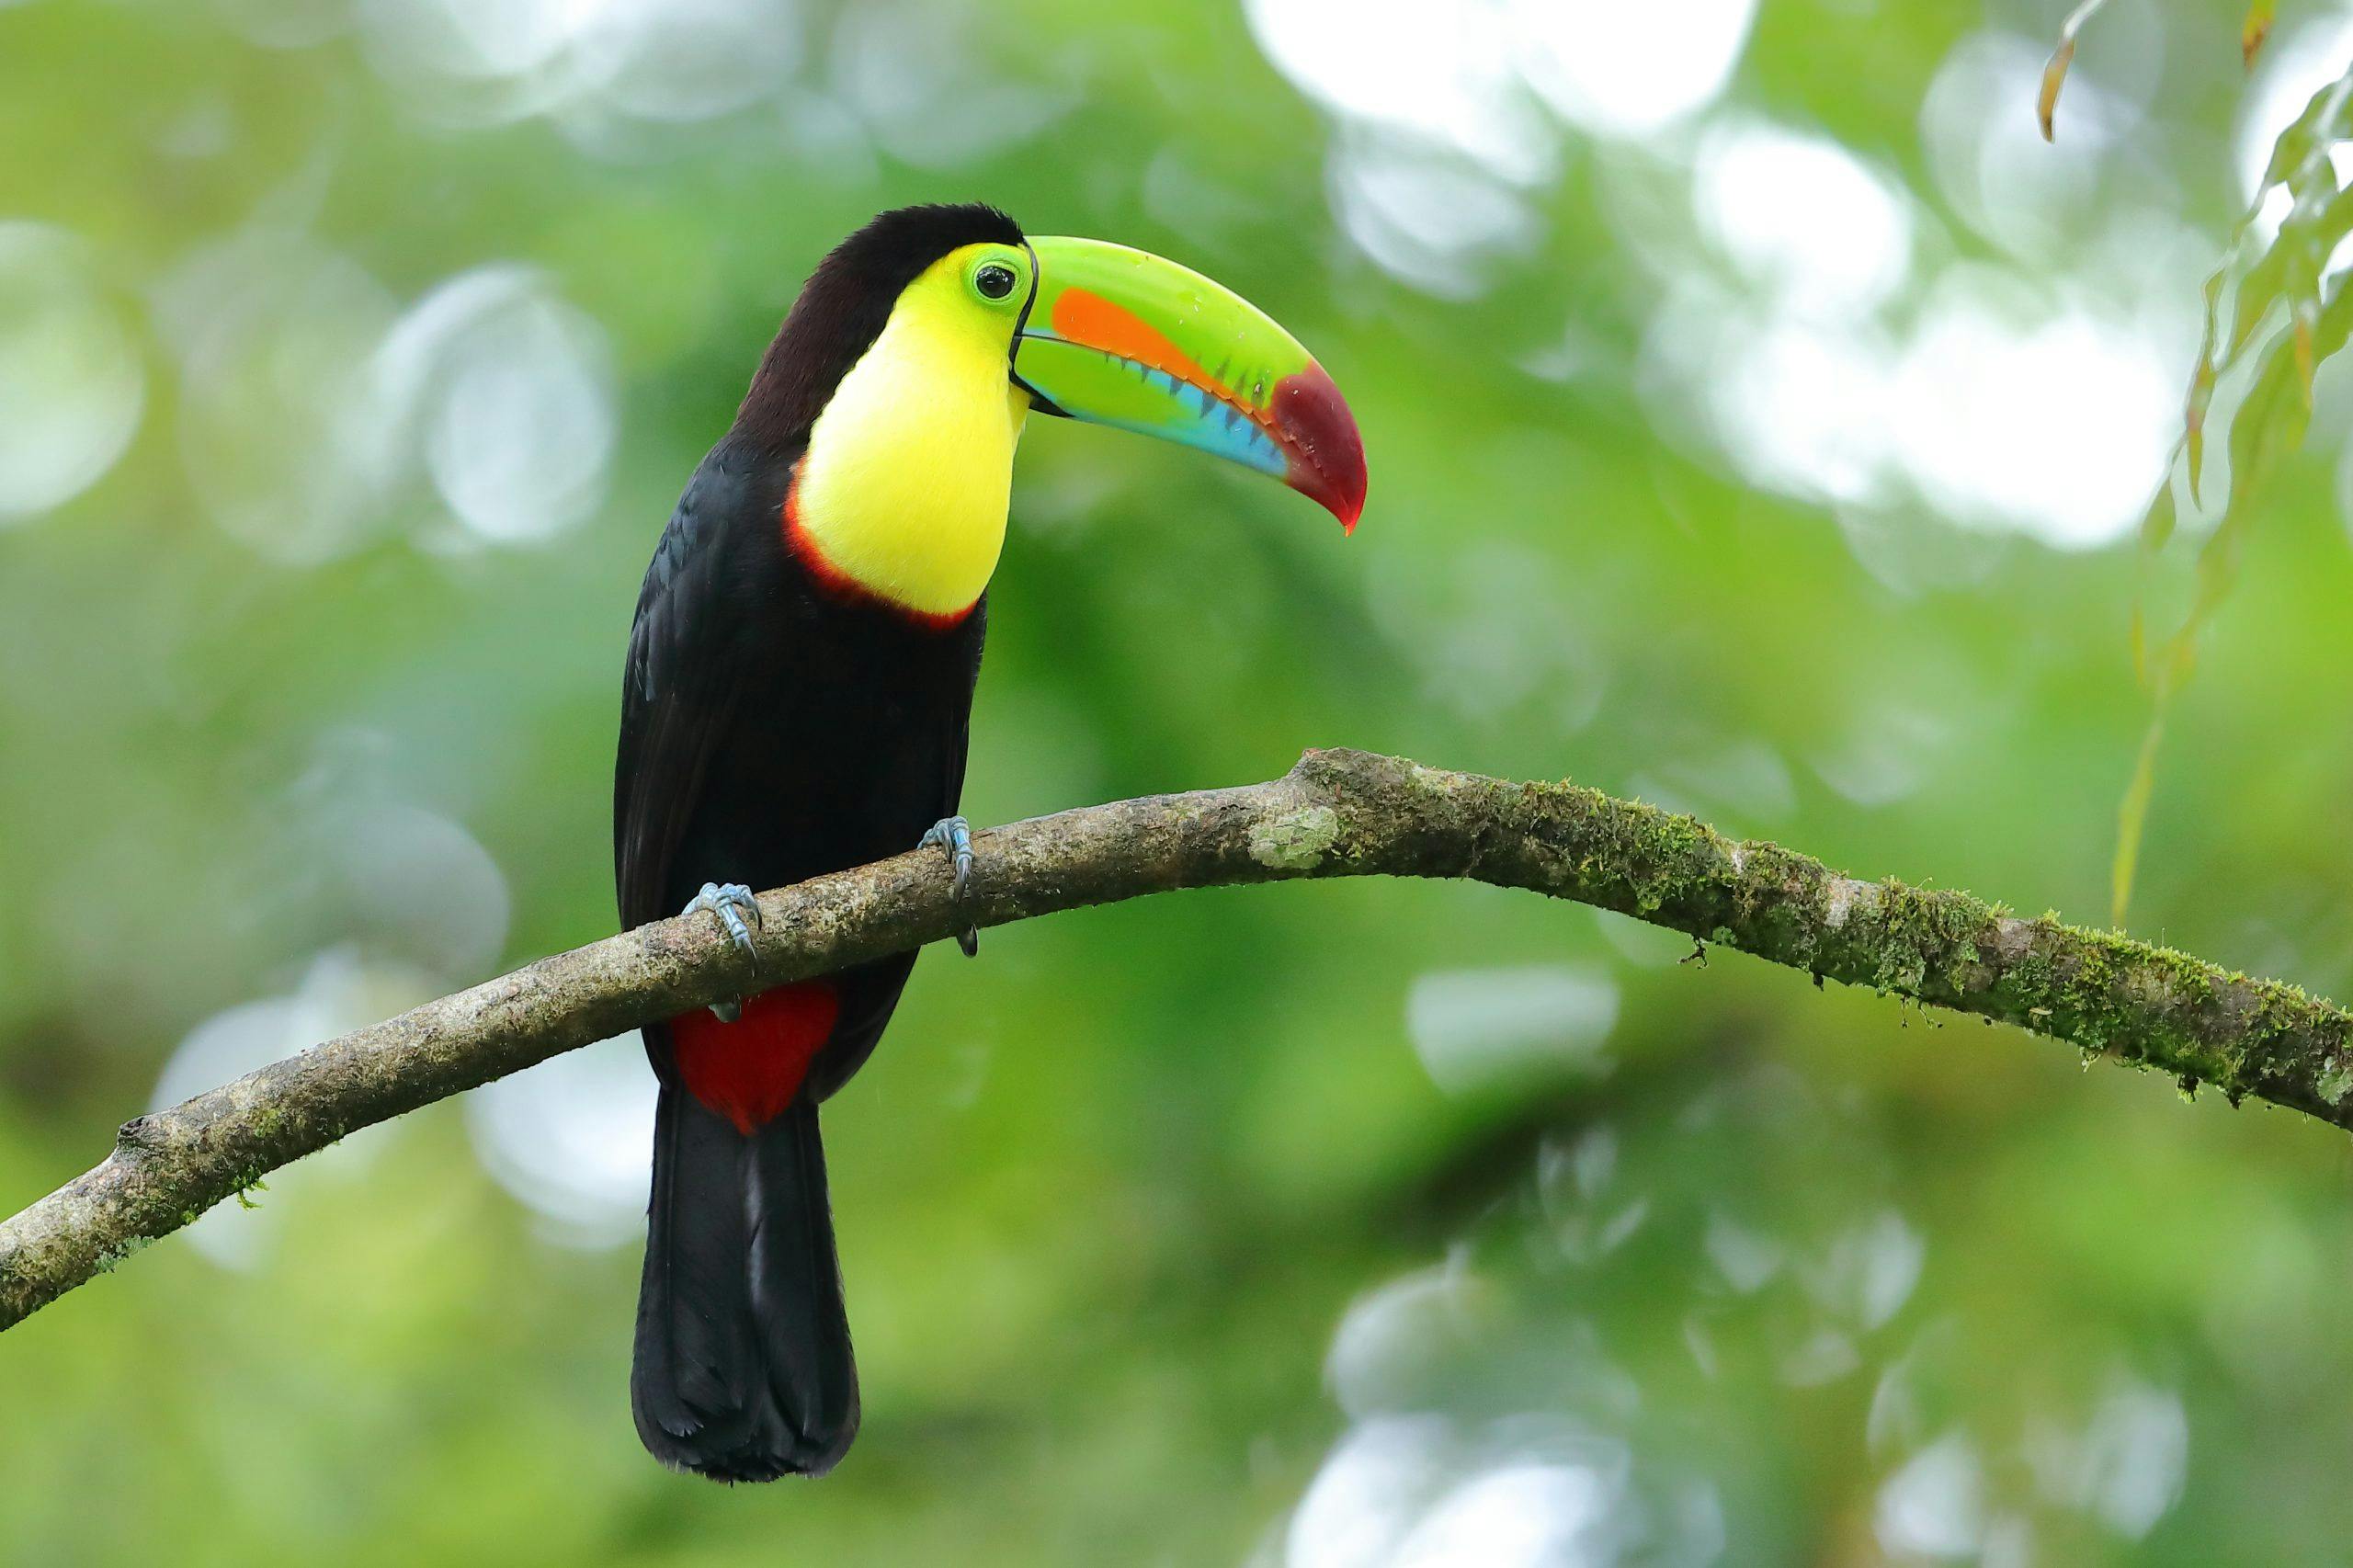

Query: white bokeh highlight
[
  {"left": 466, "top": 1032, "right": 657, "bottom": 1246},
  {"left": 327, "top": 801, "right": 516, "bottom": 979},
  {"left": 2028, "top": 1374, "right": 2189, "bottom": 1540},
  {"left": 1876, "top": 1432, "right": 1985, "bottom": 1559},
  {"left": 1247, "top": 0, "right": 1756, "bottom": 293},
  {"left": 0, "top": 222, "right": 144, "bottom": 524},
  {"left": 1694, "top": 119, "right": 1915, "bottom": 321},
  {"left": 828, "top": 0, "right": 1074, "bottom": 169},
  {"left": 1390, "top": 1463, "right": 1618, "bottom": 1568},
  {"left": 1288, "top": 1416, "right": 1459, "bottom": 1568},
  {"left": 1327, "top": 135, "right": 1546, "bottom": 301},
  {"left": 1404, "top": 966, "right": 1619, "bottom": 1095},
  {"left": 1244, "top": 0, "right": 1552, "bottom": 185},
  {"left": 1920, "top": 31, "right": 2140, "bottom": 265},
  {"left": 1327, "top": 1263, "right": 1492, "bottom": 1419},
  {"left": 347, "top": 0, "right": 802, "bottom": 131},
  {"left": 374, "top": 265, "right": 618, "bottom": 548},
  {"left": 1511, "top": 0, "right": 1755, "bottom": 142},
  {"left": 155, "top": 236, "right": 617, "bottom": 562},
  {"left": 1285, "top": 1415, "right": 1648, "bottom": 1568},
  {"left": 156, "top": 230, "right": 404, "bottom": 563},
  {"left": 1645, "top": 109, "right": 2187, "bottom": 552}
]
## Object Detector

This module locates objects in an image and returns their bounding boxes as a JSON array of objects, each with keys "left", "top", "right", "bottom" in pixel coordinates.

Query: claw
[
  {"left": 919, "top": 817, "right": 980, "bottom": 957},
  {"left": 684, "top": 881, "right": 762, "bottom": 957},
  {"left": 920, "top": 816, "right": 974, "bottom": 900},
  {"left": 682, "top": 882, "right": 761, "bottom": 1021}
]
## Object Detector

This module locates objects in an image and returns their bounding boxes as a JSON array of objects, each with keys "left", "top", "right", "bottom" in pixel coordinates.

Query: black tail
[{"left": 632, "top": 1088, "right": 858, "bottom": 1481}]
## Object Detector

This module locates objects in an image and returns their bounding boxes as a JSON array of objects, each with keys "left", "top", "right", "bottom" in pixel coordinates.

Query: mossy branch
[{"left": 5, "top": 747, "right": 2348, "bottom": 1330}]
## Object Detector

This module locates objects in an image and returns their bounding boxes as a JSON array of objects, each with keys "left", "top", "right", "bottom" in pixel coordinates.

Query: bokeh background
[{"left": 6, "top": 0, "right": 2353, "bottom": 1562}]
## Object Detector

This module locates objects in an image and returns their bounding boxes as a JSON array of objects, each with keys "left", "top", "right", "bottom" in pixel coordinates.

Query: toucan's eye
[{"left": 974, "top": 262, "right": 1017, "bottom": 301}]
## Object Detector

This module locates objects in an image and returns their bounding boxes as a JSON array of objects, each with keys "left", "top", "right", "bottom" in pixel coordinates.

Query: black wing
[{"left": 614, "top": 441, "right": 775, "bottom": 932}]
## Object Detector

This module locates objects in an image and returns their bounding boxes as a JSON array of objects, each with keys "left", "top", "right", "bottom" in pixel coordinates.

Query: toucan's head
[{"left": 742, "top": 205, "right": 1368, "bottom": 546}]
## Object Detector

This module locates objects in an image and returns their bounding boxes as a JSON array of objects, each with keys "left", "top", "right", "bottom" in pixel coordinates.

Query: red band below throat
[{"left": 782, "top": 467, "right": 977, "bottom": 633}]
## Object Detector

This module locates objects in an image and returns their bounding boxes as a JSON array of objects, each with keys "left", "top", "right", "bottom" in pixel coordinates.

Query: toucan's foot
[
  {"left": 685, "top": 881, "right": 762, "bottom": 956},
  {"left": 682, "top": 881, "right": 761, "bottom": 1020},
  {"left": 919, "top": 816, "right": 980, "bottom": 957}
]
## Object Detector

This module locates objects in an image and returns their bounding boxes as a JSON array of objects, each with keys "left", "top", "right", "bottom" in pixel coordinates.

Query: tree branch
[{"left": 6, "top": 747, "right": 2348, "bottom": 1329}]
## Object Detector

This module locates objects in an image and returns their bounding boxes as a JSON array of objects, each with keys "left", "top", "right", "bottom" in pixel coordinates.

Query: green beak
[{"left": 1010, "top": 236, "right": 1367, "bottom": 530}]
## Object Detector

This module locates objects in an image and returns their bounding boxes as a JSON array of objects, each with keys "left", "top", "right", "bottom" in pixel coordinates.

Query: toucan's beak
[{"left": 1011, "top": 237, "right": 1367, "bottom": 531}]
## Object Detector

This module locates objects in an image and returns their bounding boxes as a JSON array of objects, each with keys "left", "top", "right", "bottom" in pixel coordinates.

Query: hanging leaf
[
  {"left": 2113, "top": 69, "right": 2353, "bottom": 922},
  {"left": 2040, "top": 0, "right": 2116, "bottom": 142},
  {"left": 2186, "top": 273, "right": 2223, "bottom": 499},
  {"left": 2041, "top": 2, "right": 2280, "bottom": 136},
  {"left": 2245, "top": 0, "right": 2277, "bottom": 69}
]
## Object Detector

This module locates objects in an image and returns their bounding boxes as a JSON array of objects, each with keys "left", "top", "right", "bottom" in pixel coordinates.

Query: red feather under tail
[{"left": 669, "top": 982, "right": 841, "bottom": 1135}]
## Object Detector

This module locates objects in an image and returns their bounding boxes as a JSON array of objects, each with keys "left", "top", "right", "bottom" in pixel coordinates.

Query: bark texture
[{"left": 6, "top": 748, "right": 2347, "bottom": 1330}]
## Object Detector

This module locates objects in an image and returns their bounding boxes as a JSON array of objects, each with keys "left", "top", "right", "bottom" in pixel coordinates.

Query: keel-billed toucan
[{"left": 614, "top": 204, "right": 1366, "bottom": 1482}]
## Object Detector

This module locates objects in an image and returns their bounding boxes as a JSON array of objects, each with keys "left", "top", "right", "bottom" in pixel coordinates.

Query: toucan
[{"left": 614, "top": 203, "right": 1366, "bottom": 1482}]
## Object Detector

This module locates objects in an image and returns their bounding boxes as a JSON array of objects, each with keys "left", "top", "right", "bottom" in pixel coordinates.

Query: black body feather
[{"left": 614, "top": 204, "right": 1012, "bottom": 1482}]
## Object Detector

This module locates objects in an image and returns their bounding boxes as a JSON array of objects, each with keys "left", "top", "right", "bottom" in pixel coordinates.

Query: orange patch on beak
[{"left": 1051, "top": 286, "right": 1245, "bottom": 409}]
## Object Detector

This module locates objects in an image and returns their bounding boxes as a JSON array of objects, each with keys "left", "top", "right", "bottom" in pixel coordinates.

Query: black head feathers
[
  {"left": 822, "top": 203, "right": 1024, "bottom": 281},
  {"left": 737, "top": 204, "right": 1026, "bottom": 447}
]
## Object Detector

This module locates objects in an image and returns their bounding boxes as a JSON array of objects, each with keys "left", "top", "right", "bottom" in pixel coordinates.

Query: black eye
[{"left": 974, "top": 262, "right": 1017, "bottom": 301}]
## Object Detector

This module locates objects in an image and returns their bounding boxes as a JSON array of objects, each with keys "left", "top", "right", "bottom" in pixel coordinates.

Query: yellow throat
[{"left": 790, "top": 244, "right": 1032, "bottom": 618}]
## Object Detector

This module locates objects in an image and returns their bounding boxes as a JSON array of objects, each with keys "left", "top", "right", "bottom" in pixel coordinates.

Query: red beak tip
[{"left": 1270, "top": 364, "right": 1367, "bottom": 540}]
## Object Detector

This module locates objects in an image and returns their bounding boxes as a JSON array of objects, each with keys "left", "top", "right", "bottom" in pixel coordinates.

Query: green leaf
[
  {"left": 2139, "top": 483, "right": 2177, "bottom": 556},
  {"left": 2114, "top": 67, "right": 2353, "bottom": 923}
]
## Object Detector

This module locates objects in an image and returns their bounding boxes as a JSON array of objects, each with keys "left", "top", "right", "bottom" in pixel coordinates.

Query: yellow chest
[{"left": 789, "top": 288, "right": 1029, "bottom": 619}]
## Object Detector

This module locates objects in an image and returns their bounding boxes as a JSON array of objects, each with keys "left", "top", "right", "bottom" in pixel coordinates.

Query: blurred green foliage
[
  {"left": 2110, "top": 17, "right": 2353, "bottom": 925},
  {"left": 6, "top": 0, "right": 2353, "bottom": 1563}
]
